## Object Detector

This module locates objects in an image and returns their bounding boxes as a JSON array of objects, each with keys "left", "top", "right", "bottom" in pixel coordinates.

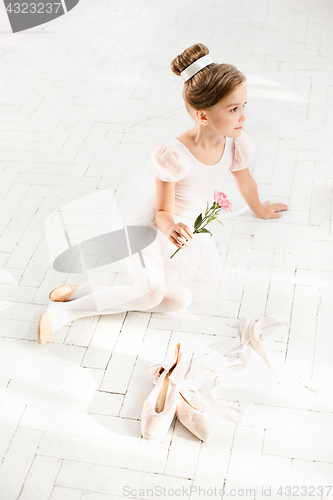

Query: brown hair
[{"left": 171, "top": 43, "right": 246, "bottom": 110}]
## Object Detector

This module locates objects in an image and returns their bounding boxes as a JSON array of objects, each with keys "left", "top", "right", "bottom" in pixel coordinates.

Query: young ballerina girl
[{"left": 37, "top": 43, "right": 288, "bottom": 345}]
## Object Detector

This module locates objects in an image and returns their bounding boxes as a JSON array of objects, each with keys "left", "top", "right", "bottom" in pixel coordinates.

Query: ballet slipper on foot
[
  {"left": 37, "top": 311, "right": 54, "bottom": 345},
  {"left": 49, "top": 285, "right": 78, "bottom": 302},
  {"left": 49, "top": 279, "right": 104, "bottom": 302},
  {"left": 141, "top": 343, "right": 186, "bottom": 441}
]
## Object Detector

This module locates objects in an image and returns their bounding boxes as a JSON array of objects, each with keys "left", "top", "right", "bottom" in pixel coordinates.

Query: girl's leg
[
  {"left": 47, "top": 280, "right": 165, "bottom": 332},
  {"left": 47, "top": 273, "right": 192, "bottom": 332},
  {"left": 48, "top": 278, "right": 193, "bottom": 332},
  {"left": 148, "top": 282, "right": 193, "bottom": 313},
  {"left": 47, "top": 238, "right": 192, "bottom": 332}
]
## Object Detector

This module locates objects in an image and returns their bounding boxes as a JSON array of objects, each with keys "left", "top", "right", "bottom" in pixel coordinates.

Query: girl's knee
[
  {"left": 165, "top": 283, "right": 193, "bottom": 310},
  {"left": 150, "top": 285, "right": 166, "bottom": 307},
  {"left": 138, "top": 283, "right": 165, "bottom": 311}
]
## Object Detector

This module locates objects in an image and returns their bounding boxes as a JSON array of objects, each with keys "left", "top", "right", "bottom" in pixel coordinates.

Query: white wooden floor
[{"left": 0, "top": 0, "right": 333, "bottom": 499}]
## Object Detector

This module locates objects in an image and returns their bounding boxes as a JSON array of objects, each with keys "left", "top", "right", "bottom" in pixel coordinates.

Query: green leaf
[
  {"left": 198, "top": 228, "right": 212, "bottom": 237},
  {"left": 194, "top": 213, "right": 202, "bottom": 230},
  {"left": 216, "top": 220, "right": 224, "bottom": 226}
]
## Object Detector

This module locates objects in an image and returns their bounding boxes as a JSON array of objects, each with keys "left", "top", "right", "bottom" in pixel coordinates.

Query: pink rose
[{"left": 213, "top": 190, "right": 232, "bottom": 212}]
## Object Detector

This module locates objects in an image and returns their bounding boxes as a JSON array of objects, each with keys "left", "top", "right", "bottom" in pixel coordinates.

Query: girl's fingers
[
  {"left": 178, "top": 228, "right": 190, "bottom": 242},
  {"left": 173, "top": 232, "right": 188, "bottom": 247},
  {"left": 274, "top": 204, "right": 288, "bottom": 211},
  {"left": 180, "top": 226, "right": 193, "bottom": 239},
  {"left": 185, "top": 227, "right": 193, "bottom": 238},
  {"left": 176, "top": 231, "right": 188, "bottom": 243},
  {"left": 172, "top": 236, "right": 184, "bottom": 249}
]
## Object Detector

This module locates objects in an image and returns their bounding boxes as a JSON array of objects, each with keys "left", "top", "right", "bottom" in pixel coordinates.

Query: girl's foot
[
  {"left": 37, "top": 311, "right": 54, "bottom": 345},
  {"left": 49, "top": 285, "right": 78, "bottom": 302}
]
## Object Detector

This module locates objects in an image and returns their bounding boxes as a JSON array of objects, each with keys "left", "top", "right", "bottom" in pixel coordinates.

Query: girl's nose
[{"left": 240, "top": 111, "right": 247, "bottom": 122}]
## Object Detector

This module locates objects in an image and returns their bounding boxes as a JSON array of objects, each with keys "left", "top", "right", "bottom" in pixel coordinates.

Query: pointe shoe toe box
[
  {"left": 176, "top": 391, "right": 221, "bottom": 442},
  {"left": 49, "top": 285, "right": 78, "bottom": 302},
  {"left": 37, "top": 311, "right": 54, "bottom": 345}
]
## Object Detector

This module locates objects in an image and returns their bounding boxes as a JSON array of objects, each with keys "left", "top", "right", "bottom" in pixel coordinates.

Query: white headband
[{"left": 180, "top": 54, "right": 214, "bottom": 82}]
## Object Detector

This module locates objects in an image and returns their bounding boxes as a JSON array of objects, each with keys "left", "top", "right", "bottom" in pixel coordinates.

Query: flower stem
[
  {"left": 170, "top": 202, "right": 222, "bottom": 259},
  {"left": 170, "top": 247, "right": 180, "bottom": 259}
]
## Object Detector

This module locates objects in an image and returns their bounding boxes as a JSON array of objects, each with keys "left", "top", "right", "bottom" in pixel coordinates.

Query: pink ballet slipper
[
  {"left": 141, "top": 343, "right": 186, "bottom": 440},
  {"left": 175, "top": 349, "right": 242, "bottom": 442},
  {"left": 49, "top": 279, "right": 104, "bottom": 302},
  {"left": 49, "top": 284, "right": 78, "bottom": 302},
  {"left": 37, "top": 311, "right": 54, "bottom": 345},
  {"left": 176, "top": 387, "right": 223, "bottom": 442}
]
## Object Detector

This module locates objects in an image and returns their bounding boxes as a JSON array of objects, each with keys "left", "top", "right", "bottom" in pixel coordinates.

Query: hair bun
[{"left": 171, "top": 43, "right": 209, "bottom": 76}]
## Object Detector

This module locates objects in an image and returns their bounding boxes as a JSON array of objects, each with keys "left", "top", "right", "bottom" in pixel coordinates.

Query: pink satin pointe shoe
[
  {"left": 37, "top": 311, "right": 54, "bottom": 345},
  {"left": 49, "top": 284, "right": 78, "bottom": 302},
  {"left": 176, "top": 388, "right": 222, "bottom": 442},
  {"left": 141, "top": 343, "right": 186, "bottom": 440},
  {"left": 49, "top": 279, "right": 104, "bottom": 302}
]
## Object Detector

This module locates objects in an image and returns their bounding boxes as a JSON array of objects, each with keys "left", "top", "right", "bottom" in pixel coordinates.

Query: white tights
[{"left": 47, "top": 240, "right": 193, "bottom": 333}]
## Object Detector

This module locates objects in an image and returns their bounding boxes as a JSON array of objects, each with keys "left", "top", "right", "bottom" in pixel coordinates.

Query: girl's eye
[{"left": 231, "top": 102, "right": 247, "bottom": 112}]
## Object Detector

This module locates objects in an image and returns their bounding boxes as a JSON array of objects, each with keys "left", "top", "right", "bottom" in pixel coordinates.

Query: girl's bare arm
[
  {"left": 155, "top": 178, "right": 193, "bottom": 248},
  {"left": 231, "top": 168, "right": 288, "bottom": 218},
  {"left": 155, "top": 178, "right": 177, "bottom": 235}
]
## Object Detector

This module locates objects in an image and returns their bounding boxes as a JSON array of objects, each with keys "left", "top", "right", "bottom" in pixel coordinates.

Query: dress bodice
[
  {"left": 168, "top": 137, "right": 235, "bottom": 218},
  {"left": 146, "top": 131, "right": 255, "bottom": 223}
]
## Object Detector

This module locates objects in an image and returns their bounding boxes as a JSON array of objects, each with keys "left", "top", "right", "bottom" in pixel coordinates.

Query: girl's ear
[{"left": 196, "top": 110, "right": 208, "bottom": 125}]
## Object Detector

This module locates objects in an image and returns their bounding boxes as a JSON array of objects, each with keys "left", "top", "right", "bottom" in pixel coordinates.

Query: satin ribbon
[{"left": 189, "top": 314, "right": 319, "bottom": 395}]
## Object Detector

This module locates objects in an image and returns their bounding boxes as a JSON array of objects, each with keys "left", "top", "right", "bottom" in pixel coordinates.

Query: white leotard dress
[{"left": 116, "top": 130, "right": 255, "bottom": 288}]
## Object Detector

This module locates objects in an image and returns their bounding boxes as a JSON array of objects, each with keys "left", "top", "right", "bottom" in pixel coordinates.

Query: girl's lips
[{"left": 235, "top": 126, "right": 243, "bottom": 129}]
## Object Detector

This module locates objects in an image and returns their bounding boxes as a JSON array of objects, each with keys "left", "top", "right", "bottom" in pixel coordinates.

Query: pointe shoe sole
[
  {"left": 49, "top": 285, "right": 78, "bottom": 302},
  {"left": 37, "top": 311, "right": 54, "bottom": 345}
]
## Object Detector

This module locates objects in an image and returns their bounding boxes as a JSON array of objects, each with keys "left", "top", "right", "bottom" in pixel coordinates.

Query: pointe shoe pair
[{"left": 141, "top": 343, "right": 222, "bottom": 442}]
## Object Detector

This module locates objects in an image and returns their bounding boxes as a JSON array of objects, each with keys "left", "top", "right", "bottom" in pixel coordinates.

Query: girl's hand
[
  {"left": 259, "top": 200, "right": 288, "bottom": 219},
  {"left": 167, "top": 223, "right": 193, "bottom": 249}
]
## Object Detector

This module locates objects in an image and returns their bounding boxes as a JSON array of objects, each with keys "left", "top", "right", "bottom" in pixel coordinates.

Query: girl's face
[{"left": 197, "top": 82, "right": 248, "bottom": 138}]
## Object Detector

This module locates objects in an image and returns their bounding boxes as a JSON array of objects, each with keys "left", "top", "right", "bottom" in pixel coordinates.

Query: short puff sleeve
[
  {"left": 229, "top": 130, "right": 255, "bottom": 172},
  {"left": 146, "top": 144, "right": 189, "bottom": 182}
]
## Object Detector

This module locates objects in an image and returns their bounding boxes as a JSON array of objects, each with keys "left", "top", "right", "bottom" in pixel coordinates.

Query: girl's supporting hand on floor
[{"left": 259, "top": 200, "right": 288, "bottom": 219}]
